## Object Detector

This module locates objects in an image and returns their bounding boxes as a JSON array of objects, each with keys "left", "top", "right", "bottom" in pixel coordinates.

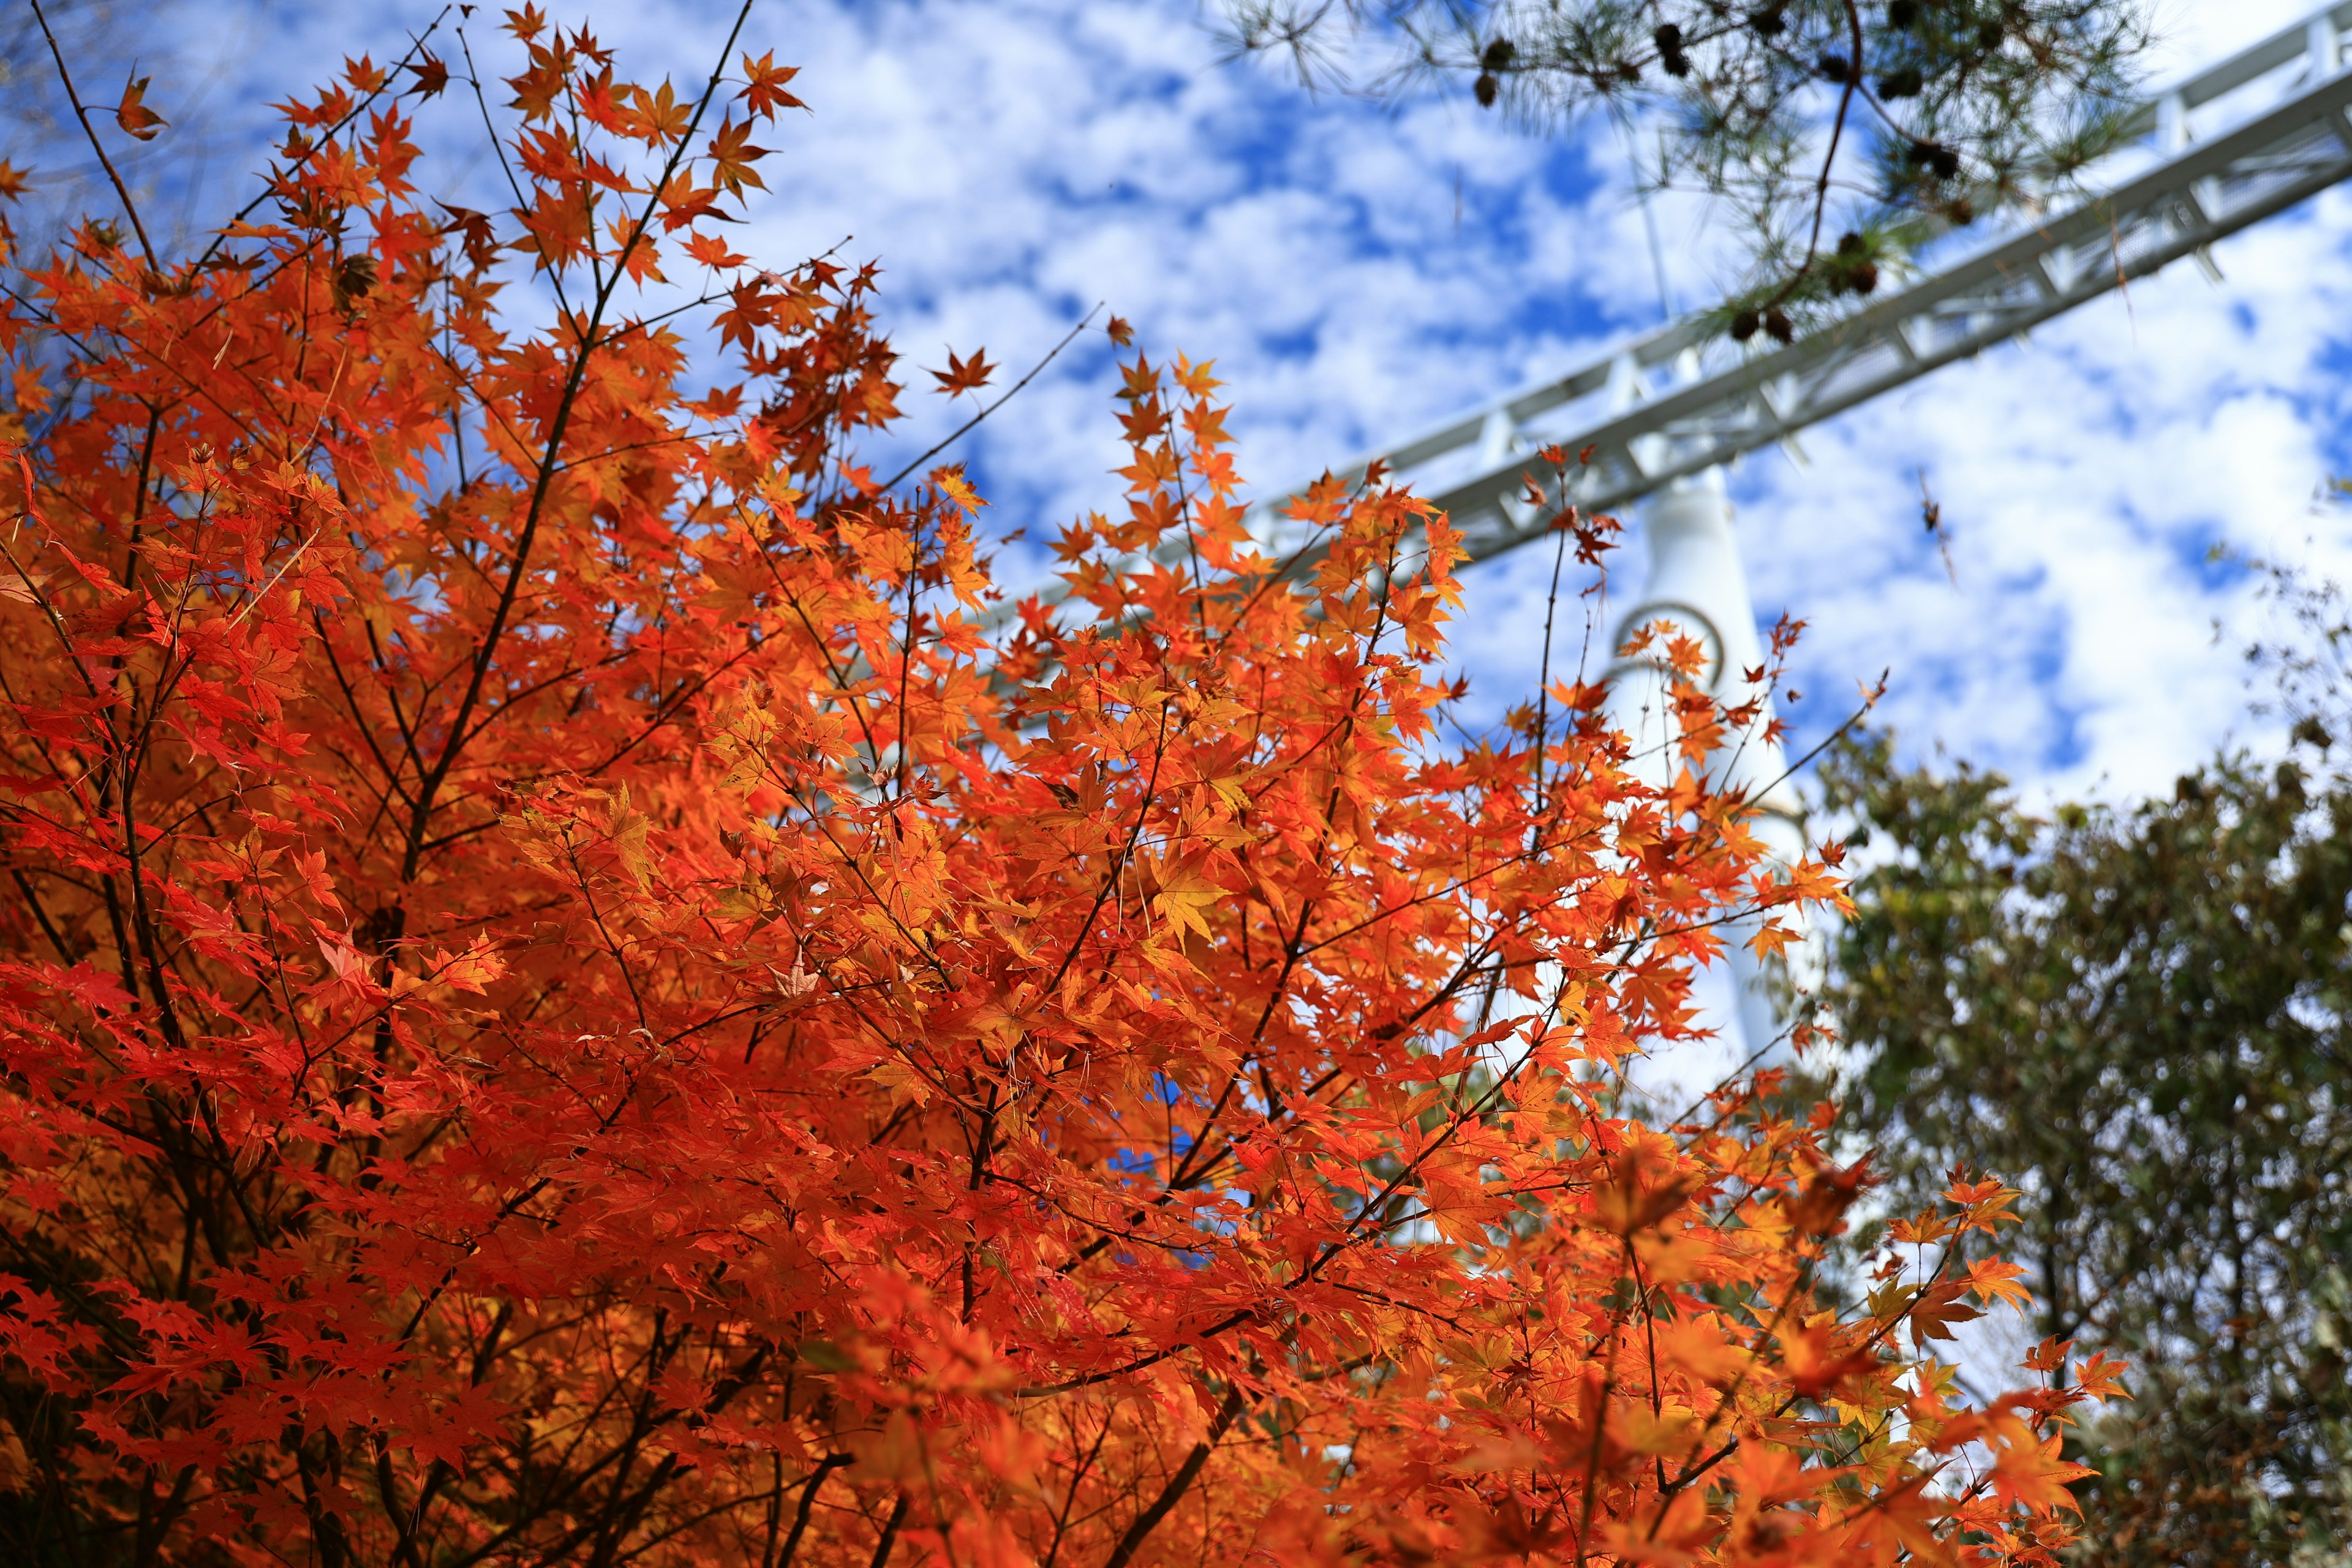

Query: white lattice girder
[
  {"left": 1420, "top": 24, "right": 2352, "bottom": 560},
  {"left": 992, "top": 4, "right": 2352, "bottom": 617}
]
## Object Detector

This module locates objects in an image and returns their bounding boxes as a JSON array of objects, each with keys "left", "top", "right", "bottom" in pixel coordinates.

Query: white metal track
[
  {"left": 1415, "top": 4, "right": 2352, "bottom": 565},
  {"left": 997, "top": 2, "right": 2352, "bottom": 615}
]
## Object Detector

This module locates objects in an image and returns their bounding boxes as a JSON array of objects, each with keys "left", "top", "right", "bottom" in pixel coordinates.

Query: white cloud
[
  {"left": 99, "top": 0, "right": 2352, "bottom": 807},
  {"left": 1738, "top": 178, "right": 2352, "bottom": 804}
]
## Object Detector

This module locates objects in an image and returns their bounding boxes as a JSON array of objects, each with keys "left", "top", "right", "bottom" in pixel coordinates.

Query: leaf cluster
[{"left": 0, "top": 11, "right": 2097, "bottom": 1566}]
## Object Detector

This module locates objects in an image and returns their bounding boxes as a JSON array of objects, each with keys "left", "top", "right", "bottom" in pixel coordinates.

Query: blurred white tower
[{"left": 1602, "top": 468, "right": 1807, "bottom": 1061}]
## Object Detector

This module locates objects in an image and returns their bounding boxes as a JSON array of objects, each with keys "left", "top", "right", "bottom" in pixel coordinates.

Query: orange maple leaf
[
  {"left": 115, "top": 75, "right": 168, "bottom": 141},
  {"left": 679, "top": 231, "right": 749, "bottom": 270},
  {"left": 1909, "top": 1279, "right": 1985, "bottom": 1347},
  {"left": 407, "top": 50, "right": 451, "bottom": 99},
  {"left": 1991, "top": 1431, "right": 2094, "bottom": 1515},
  {"left": 703, "top": 115, "right": 769, "bottom": 195},
  {"left": 928, "top": 346, "right": 996, "bottom": 398},
  {"left": 2072, "top": 1349, "right": 2131, "bottom": 1403},
  {"left": 737, "top": 51, "right": 804, "bottom": 116}
]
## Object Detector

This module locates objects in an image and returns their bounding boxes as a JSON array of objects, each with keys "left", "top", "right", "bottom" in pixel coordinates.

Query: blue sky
[{"left": 61, "top": 0, "right": 2352, "bottom": 805}]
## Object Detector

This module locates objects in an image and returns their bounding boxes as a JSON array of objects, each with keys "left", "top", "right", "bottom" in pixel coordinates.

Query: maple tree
[{"left": 0, "top": 7, "right": 2111, "bottom": 1564}]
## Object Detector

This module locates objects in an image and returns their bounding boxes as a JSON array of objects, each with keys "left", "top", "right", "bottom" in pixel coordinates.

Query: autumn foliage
[{"left": 0, "top": 10, "right": 2114, "bottom": 1566}]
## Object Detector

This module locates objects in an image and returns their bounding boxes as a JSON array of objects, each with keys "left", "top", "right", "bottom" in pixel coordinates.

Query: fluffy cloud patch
[{"left": 113, "top": 0, "right": 2352, "bottom": 804}]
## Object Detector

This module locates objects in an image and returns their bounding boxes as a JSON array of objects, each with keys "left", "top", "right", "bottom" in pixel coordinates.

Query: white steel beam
[
  {"left": 990, "top": 4, "right": 2352, "bottom": 628},
  {"left": 1424, "top": 36, "right": 2352, "bottom": 561},
  {"left": 1121, "top": 3, "right": 2352, "bottom": 585}
]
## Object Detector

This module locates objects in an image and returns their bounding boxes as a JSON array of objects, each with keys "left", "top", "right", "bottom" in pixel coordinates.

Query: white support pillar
[{"left": 1602, "top": 470, "right": 1808, "bottom": 1063}]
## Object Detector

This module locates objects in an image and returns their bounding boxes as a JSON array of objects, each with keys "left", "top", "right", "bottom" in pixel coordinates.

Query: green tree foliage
[
  {"left": 1227, "top": 0, "right": 2144, "bottom": 329},
  {"left": 1817, "top": 734, "right": 2352, "bottom": 1566}
]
